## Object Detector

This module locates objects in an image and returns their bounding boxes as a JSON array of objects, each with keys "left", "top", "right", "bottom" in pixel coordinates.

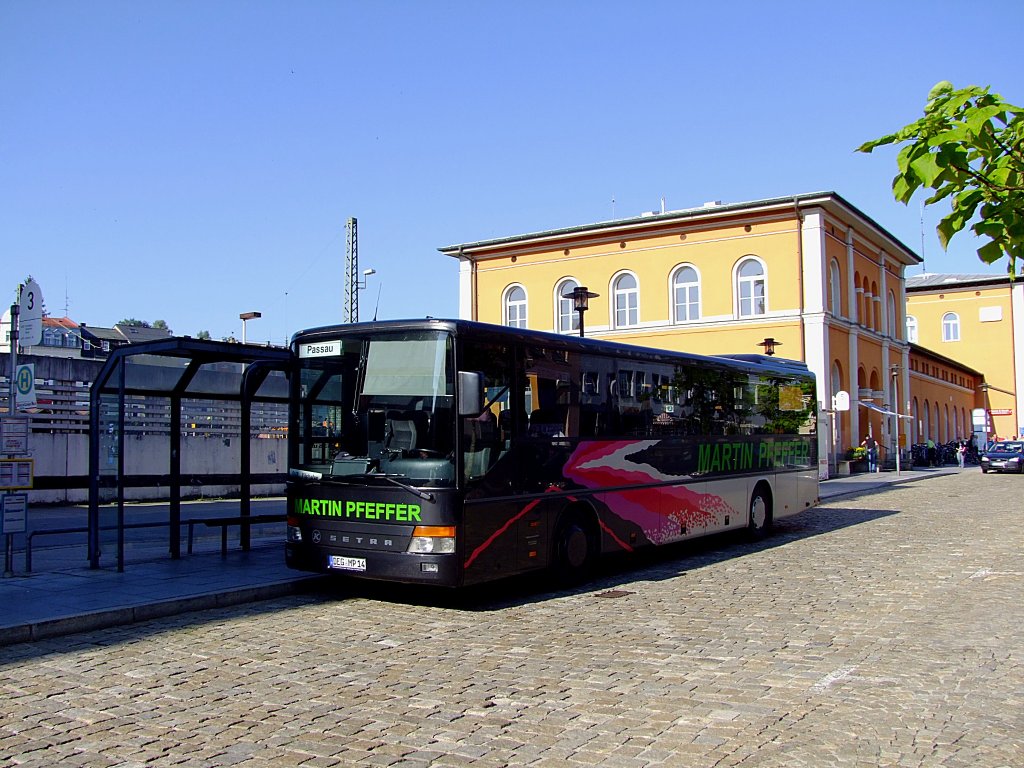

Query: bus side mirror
[{"left": 458, "top": 371, "right": 483, "bottom": 416}]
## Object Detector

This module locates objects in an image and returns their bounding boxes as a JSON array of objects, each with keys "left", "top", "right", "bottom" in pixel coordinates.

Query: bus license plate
[{"left": 328, "top": 555, "right": 366, "bottom": 572}]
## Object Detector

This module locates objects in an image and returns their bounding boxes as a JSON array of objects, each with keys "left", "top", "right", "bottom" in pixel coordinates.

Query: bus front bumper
[{"left": 286, "top": 543, "right": 462, "bottom": 586}]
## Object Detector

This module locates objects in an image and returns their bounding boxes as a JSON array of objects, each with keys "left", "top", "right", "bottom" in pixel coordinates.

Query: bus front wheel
[
  {"left": 553, "top": 511, "right": 596, "bottom": 584},
  {"left": 747, "top": 486, "right": 773, "bottom": 540}
]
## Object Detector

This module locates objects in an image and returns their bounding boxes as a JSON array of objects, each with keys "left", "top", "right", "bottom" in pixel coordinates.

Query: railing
[{"left": 1, "top": 373, "right": 288, "bottom": 437}]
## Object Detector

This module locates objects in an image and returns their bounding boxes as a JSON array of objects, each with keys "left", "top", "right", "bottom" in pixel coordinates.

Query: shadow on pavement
[{"left": 312, "top": 502, "right": 899, "bottom": 613}]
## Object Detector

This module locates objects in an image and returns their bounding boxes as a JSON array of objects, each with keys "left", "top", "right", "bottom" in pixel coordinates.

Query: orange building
[
  {"left": 441, "top": 191, "right": 946, "bottom": 476},
  {"left": 906, "top": 344, "right": 983, "bottom": 449}
]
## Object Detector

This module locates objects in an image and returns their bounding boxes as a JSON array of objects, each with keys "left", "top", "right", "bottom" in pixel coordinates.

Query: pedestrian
[
  {"left": 957, "top": 441, "right": 966, "bottom": 469},
  {"left": 861, "top": 434, "right": 878, "bottom": 473},
  {"left": 926, "top": 437, "right": 937, "bottom": 467}
]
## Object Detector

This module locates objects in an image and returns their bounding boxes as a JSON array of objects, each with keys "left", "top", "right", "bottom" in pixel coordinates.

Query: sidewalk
[
  {"left": 0, "top": 545, "right": 325, "bottom": 647},
  {"left": 817, "top": 463, "right": 964, "bottom": 501},
  {"left": 0, "top": 465, "right": 967, "bottom": 647}
]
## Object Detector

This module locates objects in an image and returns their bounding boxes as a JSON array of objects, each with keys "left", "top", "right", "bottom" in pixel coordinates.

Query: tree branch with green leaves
[{"left": 858, "top": 81, "right": 1024, "bottom": 275}]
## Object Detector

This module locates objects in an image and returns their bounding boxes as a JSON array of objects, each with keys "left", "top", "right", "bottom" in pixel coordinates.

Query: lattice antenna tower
[{"left": 343, "top": 217, "right": 358, "bottom": 323}]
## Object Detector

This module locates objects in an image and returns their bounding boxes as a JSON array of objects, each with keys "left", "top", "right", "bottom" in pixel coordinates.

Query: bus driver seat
[{"left": 385, "top": 418, "right": 417, "bottom": 452}]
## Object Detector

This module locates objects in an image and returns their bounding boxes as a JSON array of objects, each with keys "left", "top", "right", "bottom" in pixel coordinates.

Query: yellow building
[
  {"left": 441, "top": 192, "right": 934, "bottom": 476},
  {"left": 907, "top": 274, "right": 1024, "bottom": 441}
]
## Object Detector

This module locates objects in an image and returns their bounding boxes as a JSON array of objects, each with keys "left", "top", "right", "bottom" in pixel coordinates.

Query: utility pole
[{"left": 343, "top": 217, "right": 358, "bottom": 324}]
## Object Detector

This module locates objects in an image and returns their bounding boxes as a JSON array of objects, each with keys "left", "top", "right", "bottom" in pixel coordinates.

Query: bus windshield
[{"left": 291, "top": 329, "right": 456, "bottom": 486}]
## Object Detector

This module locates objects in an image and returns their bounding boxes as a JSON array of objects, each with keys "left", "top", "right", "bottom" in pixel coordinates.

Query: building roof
[
  {"left": 113, "top": 323, "right": 173, "bottom": 344},
  {"left": 439, "top": 190, "right": 923, "bottom": 266},
  {"left": 906, "top": 273, "right": 1012, "bottom": 291},
  {"left": 79, "top": 325, "right": 123, "bottom": 342},
  {"left": 909, "top": 342, "right": 984, "bottom": 378},
  {"left": 42, "top": 316, "right": 79, "bottom": 330}
]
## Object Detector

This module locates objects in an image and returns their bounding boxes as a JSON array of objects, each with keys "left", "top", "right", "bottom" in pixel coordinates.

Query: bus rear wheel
[
  {"left": 553, "top": 511, "right": 596, "bottom": 584},
  {"left": 747, "top": 486, "right": 773, "bottom": 540}
]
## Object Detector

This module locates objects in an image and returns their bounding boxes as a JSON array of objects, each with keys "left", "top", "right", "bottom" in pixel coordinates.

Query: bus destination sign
[{"left": 299, "top": 340, "right": 342, "bottom": 358}]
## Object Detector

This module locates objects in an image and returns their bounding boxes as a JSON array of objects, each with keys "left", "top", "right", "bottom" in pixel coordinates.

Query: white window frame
[
  {"left": 906, "top": 315, "right": 918, "bottom": 344},
  {"left": 942, "top": 312, "right": 960, "bottom": 342},
  {"left": 734, "top": 256, "right": 767, "bottom": 318},
  {"left": 503, "top": 284, "right": 528, "bottom": 329},
  {"left": 555, "top": 278, "right": 580, "bottom": 334},
  {"left": 611, "top": 271, "right": 639, "bottom": 328},
  {"left": 671, "top": 264, "right": 701, "bottom": 323},
  {"left": 829, "top": 260, "right": 842, "bottom": 317}
]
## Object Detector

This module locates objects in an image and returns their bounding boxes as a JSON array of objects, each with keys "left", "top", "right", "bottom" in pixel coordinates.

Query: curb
[
  {"left": 820, "top": 469, "right": 962, "bottom": 502},
  {"left": 0, "top": 576, "right": 325, "bottom": 648}
]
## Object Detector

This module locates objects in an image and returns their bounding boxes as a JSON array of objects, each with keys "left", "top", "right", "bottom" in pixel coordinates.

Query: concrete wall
[{"left": 28, "top": 432, "right": 286, "bottom": 504}]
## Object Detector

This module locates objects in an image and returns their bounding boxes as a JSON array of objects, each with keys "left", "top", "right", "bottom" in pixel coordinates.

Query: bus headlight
[{"left": 407, "top": 525, "right": 456, "bottom": 554}]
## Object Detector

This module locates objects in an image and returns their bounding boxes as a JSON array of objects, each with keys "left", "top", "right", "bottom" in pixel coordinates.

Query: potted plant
[{"left": 846, "top": 446, "right": 869, "bottom": 473}]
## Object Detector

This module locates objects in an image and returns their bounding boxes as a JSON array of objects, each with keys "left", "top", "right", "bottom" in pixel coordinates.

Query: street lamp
[
  {"left": 357, "top": 268, "right": 376, "bottom": 290},
  {"left": 891, "top": 365, "right": 901, "bottom": 476},
  {"left": 239, "top": 311, "right": 261, "bottom": 344},
  {"left": 562, "top": 286, "right": 599, "bottom": 338},
  {"left": 757, "top": 337, "right": 781, "bottom": 356}
]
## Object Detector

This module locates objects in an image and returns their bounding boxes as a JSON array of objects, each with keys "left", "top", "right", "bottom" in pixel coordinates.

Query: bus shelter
[{"left": 87, "top": 338, "right": 292, "bottom": 570}]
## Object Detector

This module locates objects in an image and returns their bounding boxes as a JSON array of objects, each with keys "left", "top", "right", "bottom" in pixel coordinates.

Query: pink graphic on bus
[{"left": 563, "top": 440, "right": 734, "bottom": 545}]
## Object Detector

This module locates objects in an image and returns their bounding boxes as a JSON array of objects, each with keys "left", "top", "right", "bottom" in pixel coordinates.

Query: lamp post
[
  {"left": 891, "top": 365, "right": 901, "bottom": 476},
  {"left": 757, "top": 337, "right": 780, "bottom": 356},
  {"left": 239, "top": 311, "right": 261, "bottom": 344},
  {"left": 563, "top": 286, "right": 599, "bottom": 338},
  {"left": 355, "top": 269, "right": 376, "bottom": 322}
]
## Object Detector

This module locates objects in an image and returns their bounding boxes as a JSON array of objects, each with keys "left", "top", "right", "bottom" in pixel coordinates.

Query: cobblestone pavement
[{"left": 2, "top": 471, "right": 1021, "bottom": 767}]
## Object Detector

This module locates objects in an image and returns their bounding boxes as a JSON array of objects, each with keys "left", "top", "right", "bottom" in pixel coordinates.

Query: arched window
[
  {"left": 906, "top": 315, "right": 918, "bottom": 344},
  {"left": 504, "top": 285, "right": 527, "bottom": 328},
  {"left": 555, "top": 279, "right": 579, "bottom": 334},
  {"left": 853, "top": 271, "right": 862, "bottom": 324},
  {"left": 829, "top": 260, "right": 842, "bottom": 316},
  {"left": 735, "top": 257, "right": 766, "bottom": 317},
  {"left": 887, "top": 290, "right": 897, "bottom": 338},
  {"left": 942, "top": 312, "right": 960, "bottom": 342},
  {"left": 612, "top": 272, "right": 639, "bottom": 328},
  {"left": 671, "top": 265, "right": 701, "bottom": 323},
  {"left": 862, "top": 276, "right": 872, "bottom": 329},
  {"left": 871, "top": 280, "right": 880, "bottom": 330}
]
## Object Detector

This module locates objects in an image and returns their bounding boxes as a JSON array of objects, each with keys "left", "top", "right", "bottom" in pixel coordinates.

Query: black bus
[{"left": 286, "top": 319, "right": 818, "bottom": 586}]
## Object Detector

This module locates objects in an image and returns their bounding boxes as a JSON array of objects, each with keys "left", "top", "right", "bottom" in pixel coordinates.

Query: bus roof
[{"left": 292, "top": 318, "right": 813, "bottom": 380}]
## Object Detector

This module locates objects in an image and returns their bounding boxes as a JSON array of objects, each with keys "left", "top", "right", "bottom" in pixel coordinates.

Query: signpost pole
[
  {"left": 4, "top": 291, "right": 19, "bottom": 577},
  {"left": 3, "top": 492, "right": 10, "bottom": 578},
  {"left": 7, "top": 300, "right": 18, "bottom": 418}
]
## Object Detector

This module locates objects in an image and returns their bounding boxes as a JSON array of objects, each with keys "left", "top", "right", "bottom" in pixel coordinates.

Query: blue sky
[{"left": 2, "top": 1, "right": 1022, "bottom": 345}]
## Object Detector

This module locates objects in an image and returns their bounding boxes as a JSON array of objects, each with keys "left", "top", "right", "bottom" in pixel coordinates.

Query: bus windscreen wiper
[{"left": 378, "top": 474, "right": 435, "bottom": 502}]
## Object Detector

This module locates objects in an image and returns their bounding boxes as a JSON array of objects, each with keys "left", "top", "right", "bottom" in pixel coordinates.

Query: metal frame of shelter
[{"left": 87, "top": 338, "right": 292, "bottom": 570}]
